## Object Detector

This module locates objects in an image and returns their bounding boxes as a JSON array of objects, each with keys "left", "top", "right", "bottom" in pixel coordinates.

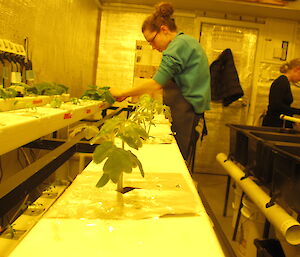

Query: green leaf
[
  {"left": 6, "top": 88, "right": 18, "bottom": 98},
  {"left": 93, "top": 141, "right": 115, "bottom": 164},
  {"left": 80, "top": 85, "right": 115, "bottom": 103},
  {"left": 37, "top": 82, "right": 69, "bottom": 95},
  {"left": 70, "top": 97, "right": 80, "bottom": 105},
  {"left": 128, "top": 122, "right": 149, "bottom": 139},
  {"left": 56, "top": 83, "right": 69, "bottom": 93},
  {"left": 128, "top": 151, "right": 144, "bottom": 177},
  {"left": 103, "top": 155, "right": 122, "bottom": 183},
  {"left": 0, "top": 88, "right": 7, "bottom": 99},
  {"left": 88, "top": 85, "right": 98, "bottom": 90},
  {"left": 96, "top": 173, "right": 110, "bottom": 187},
  {"left": 100, "top": 90, "right": 115, "bottom": 104},
  {"left": 119, "top": 134, "right": 142, "bottom": 150},
  {"left": 103, "top": 148, "right": 134, "bottom": 183},
  {"left": 120, "top": 121, "right": 148, "bottom": 145},
  {"left": 100, "top": 116, "right": 124, "bottom": 135}
]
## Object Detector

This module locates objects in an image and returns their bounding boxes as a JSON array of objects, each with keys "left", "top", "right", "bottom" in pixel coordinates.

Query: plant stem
[
  {"left": 117, "top": 140, "right": 125, "bottom": 192},
  {"left": 117, "top": 173, "right": 123, "bottom": 192}
]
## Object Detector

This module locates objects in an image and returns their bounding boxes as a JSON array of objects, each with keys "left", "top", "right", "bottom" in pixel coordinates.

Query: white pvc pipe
[
  {"left": 216, "top": 153, "right": 300, "bottom": 245},
  {"left": 280, "top": 114, "right": 300, "bottom": 123}
]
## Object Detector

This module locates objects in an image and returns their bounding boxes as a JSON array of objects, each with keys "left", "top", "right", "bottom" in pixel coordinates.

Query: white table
[{"left": 8, "top": 122, "right": 225, "bottom": 257}]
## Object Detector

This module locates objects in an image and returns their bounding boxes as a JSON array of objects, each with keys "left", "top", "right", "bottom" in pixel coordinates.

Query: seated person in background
[{"left": 262, "top": 58, "right": 300, "bottom": 128}]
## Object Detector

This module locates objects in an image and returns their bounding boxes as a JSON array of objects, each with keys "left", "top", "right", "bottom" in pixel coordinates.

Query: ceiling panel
[{"left": 98, "top": 0, "right": 300, "bottom": 21}]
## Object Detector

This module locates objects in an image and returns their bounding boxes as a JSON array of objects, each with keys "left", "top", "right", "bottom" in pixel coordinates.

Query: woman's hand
[{"left": 109, "top": 87, "right": 127, "bottom": 102}]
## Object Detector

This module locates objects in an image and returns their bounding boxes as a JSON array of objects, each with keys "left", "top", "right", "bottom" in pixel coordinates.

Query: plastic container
[
  {"left": 272, "top": 145, "right": 300, "bottom": 213},
  {"left": 254, "top": 239, "right": 285, "bottom": 257},
  {"left": 236, "top": 195, "right": 265, "bottom": 257},
  {"left": 226, "top": 124, "right": 299, "bottom": 168}
]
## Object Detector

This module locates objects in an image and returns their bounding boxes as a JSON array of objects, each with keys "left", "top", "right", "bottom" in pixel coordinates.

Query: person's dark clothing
[
  {"left": 163, "top": 80, "right": 206, "bottom": 172},
  {"left": 210, "top": 48, "right": 244, "bottom": 106},
  {"left": 262, "top": 75, "right": 300, "bottom": 128}
]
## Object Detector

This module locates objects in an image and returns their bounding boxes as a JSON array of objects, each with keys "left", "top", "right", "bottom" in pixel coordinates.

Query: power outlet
[{"left": 0, "top": 39, "right": 26, "bottom": 56}]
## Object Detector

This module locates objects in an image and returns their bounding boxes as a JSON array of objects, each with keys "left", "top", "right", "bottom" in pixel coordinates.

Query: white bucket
[{"left": 236, "top": 195, "right": 265, "bottom": 257}]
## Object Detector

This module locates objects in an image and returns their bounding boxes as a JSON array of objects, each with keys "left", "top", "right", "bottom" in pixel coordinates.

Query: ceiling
[{"left": 98, "top": 0, "right": 300, "bottom": 21}]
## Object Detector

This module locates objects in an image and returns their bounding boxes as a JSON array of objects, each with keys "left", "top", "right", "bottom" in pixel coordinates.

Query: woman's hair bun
[
  {"left": 279, "top": 63, "right": 289, "bottom": 73},
  {"left": 155, "top": 2, "right": 174, "bottom": 18}
]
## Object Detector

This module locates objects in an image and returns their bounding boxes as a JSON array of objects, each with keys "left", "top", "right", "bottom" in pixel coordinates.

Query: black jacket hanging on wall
[{"left": 210, "top": 48, "right": 244, "bottom": 106}]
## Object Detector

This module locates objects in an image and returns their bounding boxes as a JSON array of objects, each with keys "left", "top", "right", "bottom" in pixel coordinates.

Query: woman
[
  {"left": 262, "top": 58, "right": 300, "bottom": 128},
  {"left": 111, "top": 2, "right": 211, "bottom": 170}
]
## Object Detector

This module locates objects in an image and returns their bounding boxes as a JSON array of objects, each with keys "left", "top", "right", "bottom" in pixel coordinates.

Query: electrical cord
[
  {"left": 20, "top": 148, "right": 31, "bottom": 166},
  {"left": 17, "top": 149, "right": 25, "bottom": 169},
  {"left": 29, "top": 148, "right": 36, "bottom": 161}
]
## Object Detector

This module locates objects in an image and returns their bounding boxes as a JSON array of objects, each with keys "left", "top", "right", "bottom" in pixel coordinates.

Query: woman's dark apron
[{"left": 163, "top": 80, "right": 207, "bottom": 172}]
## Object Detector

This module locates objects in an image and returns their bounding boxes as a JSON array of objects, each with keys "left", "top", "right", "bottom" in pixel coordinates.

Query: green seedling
[
  {"left": 81, "top": 85, "right": 115, "bottom": 104},
  {"left": 70, "top": 97, "right": 80, "bottom": 105},
  {"left": 50, "top": 97, "right": 62, "bottom": 108},
  {"left": 71, "top": 94, "right": 170, "bottom": 191},
  {"left": 25, "top": 103, "right": 37, "bottom": 112},
  {"left": 91, "top": 115, "right": 148, "bottom": 189},
  {"left": 0, "top": 88, "right": 18, "bottom": 99},
  {"left": 130, "top": 94, "right": 172, "bottom": 134}
]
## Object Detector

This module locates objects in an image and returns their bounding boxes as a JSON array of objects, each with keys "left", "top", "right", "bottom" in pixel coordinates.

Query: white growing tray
[{"left": 0, "top": 100, "right": 108, "bottom": 156}]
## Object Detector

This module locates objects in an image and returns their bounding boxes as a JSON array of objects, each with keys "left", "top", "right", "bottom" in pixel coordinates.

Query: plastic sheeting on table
[{"left": 45, "top": 172, "right": 203, "bottom": 220}]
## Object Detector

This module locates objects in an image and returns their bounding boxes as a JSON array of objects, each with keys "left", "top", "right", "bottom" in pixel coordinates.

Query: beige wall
[
  {"left": 0, "top": 0, "right": 100, "bottom": 97},
  {"left": 96, "top": 7, "right": 195, "bottom": 90},
  {"left": 0, "top": 0, "right": 100, "bottom": 189}
]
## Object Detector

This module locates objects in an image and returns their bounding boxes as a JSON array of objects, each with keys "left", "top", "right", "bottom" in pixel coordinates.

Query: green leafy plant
[
  {"left": 22, "top": 82, "right": 68, "bottom": 96},
  {"left": 70, "top": 97, "right": 80, "bottom": 105},
  {"left": 71, "top": 94, "right": 170, "bottom": 191},
  {"left": 0, "top": 88, "right": 18, "bottom": 99},
  {"left": 7, "top": 224, "right": 16, "bottom": 239},
  {"left": 25, "top": 103, "right": 37, "bottom": 112},
  {"left": 81, "top": 85, "right": 115, "bottom": 104},
  {"left": 91, "top": 116, "right": 148, "bottom": 189},
  {"left": 130, "top": 94, "right": 172, "bottom": 134},
  {"left": 50, "top": 97, "right": 62, "bottom": 108}
]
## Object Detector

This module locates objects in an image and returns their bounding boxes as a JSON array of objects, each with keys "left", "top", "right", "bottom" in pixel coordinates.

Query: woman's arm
[{"left": 110, "top": 79, "right": 162, "bottom": 101}]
